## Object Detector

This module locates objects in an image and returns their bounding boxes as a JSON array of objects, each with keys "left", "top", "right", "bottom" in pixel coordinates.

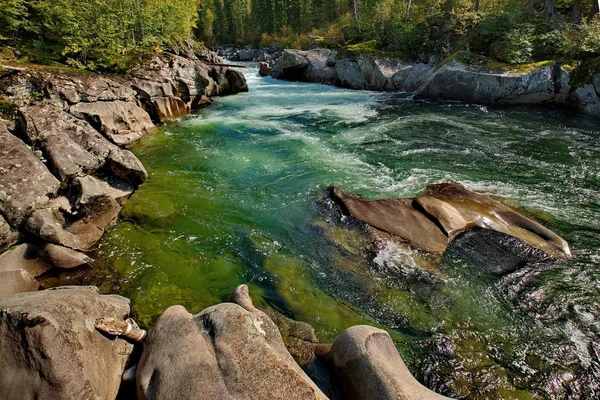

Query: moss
[
  {"left": 570, "top": 56, "right": 600, "bottom": 88},
  {"left": 339, "top": 40, "right": 400, "bottom": 60},
  {"left": 483, "top": 59, "right": 553, "bottom": 73}
]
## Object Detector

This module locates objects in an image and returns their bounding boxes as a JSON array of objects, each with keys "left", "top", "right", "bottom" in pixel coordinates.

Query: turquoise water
[{"left": 97, "top": 64, "right": 600, "bottom": 398}]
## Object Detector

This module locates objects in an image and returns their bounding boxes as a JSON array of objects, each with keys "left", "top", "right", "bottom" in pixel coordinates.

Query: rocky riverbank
[
  {"left": 0, "top": 47, "right": 248, "bottom": 297},
  {"left": 261, "top": 48, "right": 600, "bottom": 116},
  {"left": 0, "top": 283, "right": 451, "bottom": 399}
]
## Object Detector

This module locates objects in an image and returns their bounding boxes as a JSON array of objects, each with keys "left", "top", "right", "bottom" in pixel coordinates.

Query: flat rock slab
[
  {"left": 70, "top": 100, "right": 154, "bottom": 146},
  {"left": 331, "top": 183, "right": 570, "bottom": 260},
  {"left": 0, "top": 286, "right": 134, "bottom": 400}
]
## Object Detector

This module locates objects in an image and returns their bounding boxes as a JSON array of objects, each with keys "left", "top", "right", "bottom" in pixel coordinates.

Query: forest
[{"left": 1, "top": 0, "right": 599, "bottom": 71}]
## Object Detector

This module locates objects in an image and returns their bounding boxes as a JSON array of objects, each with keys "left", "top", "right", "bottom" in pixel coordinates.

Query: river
[{"left": 97, "top": 64, "right": 600, "bottom": 398}]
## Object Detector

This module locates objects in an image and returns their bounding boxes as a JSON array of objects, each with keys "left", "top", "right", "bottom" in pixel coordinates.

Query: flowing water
[{"left": 97, "top": 64, "right": 600, "bottom": 399}]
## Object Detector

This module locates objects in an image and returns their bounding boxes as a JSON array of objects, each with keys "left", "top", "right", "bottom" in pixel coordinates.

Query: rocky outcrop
[
  {"left": 270, "top": 49, "right": 432, "bottom": 91},
  {"left": 0, "top": 49, "right": 248, "bottom": 295},
  {"left": 137, "top": 284, "right": 328, "bottom": 400},
  {"left": 0, "top": 242, "right": 93, "bottom": 297},
  {"left": 269, "top": 49, "right": 600, "bottom": 116},
  {"left": 0, "top": 286, "right": 134, "bottom": 400},
  {"left": 331, "top": 183, "right": 571, "bottom": 260},
  {"left": 414, "top": 60, "right": 572, "bottom": 105},
  {"left": 324, "top": 325, "right": 450, "bottom": 400},
  {"left": 0, "top": 120, "right": 60, "bottom": 227},
  {"left": 272, "top": 49, "right": 338, "bottom": 85}
]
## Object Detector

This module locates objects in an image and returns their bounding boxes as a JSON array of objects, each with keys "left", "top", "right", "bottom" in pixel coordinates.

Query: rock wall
[
  {"left": 269, "top": 49, "right": 600, "bottom": 116},
  {"left": 0, "top": 50, "right": 248, "bottom": 297}
]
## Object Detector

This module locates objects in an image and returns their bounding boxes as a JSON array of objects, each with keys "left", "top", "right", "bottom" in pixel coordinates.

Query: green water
[{"left": 97, "top": 65, "right": 600, "bottom": 398}]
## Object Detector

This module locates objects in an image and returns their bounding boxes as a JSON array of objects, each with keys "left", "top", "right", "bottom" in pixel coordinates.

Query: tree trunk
[
  {"left": 407, "top": 0, "right": 413, "bottom": 16},
  {"left": 475, "top": 0, "right": 481, "bottom": 12},
  {"left": 527, "top": 0, "right": 535, "bottom": 13},
  {"left": 572, "top": 0, "right": 582, "bottom": 22},
  {"left": 593, "top": 0, "right": 600, "bottom": 15},
  {"left": 543, "top": 0, "right": 555, "bottom": 15}
]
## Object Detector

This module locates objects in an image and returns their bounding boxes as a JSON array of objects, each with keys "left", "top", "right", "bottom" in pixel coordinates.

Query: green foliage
[
  {"left": 0, "top": 98, "right": 17, "bottom": 119},
  {"left": 577, "top": 16, "right": 600, "bottom": 53},
  {"left": 499, "top": 24, "right": 535, "bottom": 64},
  {"left": 1, "top": 0, "right": 199, "bottom": 72}
]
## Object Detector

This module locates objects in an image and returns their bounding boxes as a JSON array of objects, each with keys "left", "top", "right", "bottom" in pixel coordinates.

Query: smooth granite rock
[
  {"left": 0, "top": 286, "right": 134, "bottom": 400},
  {"left": 137, "top": 284, "right": 328, "bottom": 400},
  {"left": 328, "top": 325, "right": 451, "bottom": 400}
]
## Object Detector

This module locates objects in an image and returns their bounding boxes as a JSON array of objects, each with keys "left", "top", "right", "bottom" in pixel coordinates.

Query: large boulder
[
  {"left": 336, "top": 60, "right": 365, "bottom": 89},
  {"left": 414, "top": 60, "right": 571, "bottom": 106},
  {"left": 130, "top": 53, "right": 247, "bottom": 122},
  {"left": 327, "top": 325, "right": 450, "bottom": 400},
  {"left": 391, "top": 63, "right": 433, "bottom": 91},
  {"left": 331, "top": 183, "right": 571, "bottom": 260},
  {"left": 0, "top": 121, "right": 59, "bottom": 227},
  {"left": 272, "top": 49, "right": 338, "bottom": 85},
  {"left": 39, "top": 71, "right": 136, "bottom": 107},
  {"left": 26, "top": 176, "right": 123, "bottom": 251},
  {"left": 137, "top": 284, "right": 328, "bottom": 400},
  {"left": 0, "top": 286, "right": 134, "bottom": 399},
  {"left": 570, "top": 84, "right": 600, "bottom": 115}
]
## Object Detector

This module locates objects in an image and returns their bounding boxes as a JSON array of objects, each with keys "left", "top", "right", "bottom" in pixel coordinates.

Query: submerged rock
[
  {"left": 331, "top": 183, "right": 571, "bottom": 261},
  {"left": 0, "top": 286, "right": 134, "bottom": 400}
]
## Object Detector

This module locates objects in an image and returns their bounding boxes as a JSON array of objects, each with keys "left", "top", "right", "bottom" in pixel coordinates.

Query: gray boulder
[
  {"left": 414, "top": 60, "right": 571, "bottom": 106},
  {"left": 571, "top": 84, "right": 600, "bottom": 115},
  {"left": 272, "top": 49, "right": 338, "bottom": 85},
  {"left": 0, "top": 286, "right": 134, "bottom": 400},
  {"left": 0, "top": 121, "right": 59, "bottom": 227},
  {"left": 70, "top": 100, "right": 154, "bottom": 146},
  {"left": 336, "top": 60, "right": 365, "bottom": 89},
  {"left": 16, "top": 105, "right": 147, "bottom": 185},
  {"left": 238, "top": 48, "right": 257, "bottom": 61},
  {"left": 26, "top": 176, "right": 123, "bottom": 252},
  {"left": 137, "top": 284, "right": 328, "bottom": 400},
  {"left": 391, "top": 63, "right": 433, "bottom": 91},
  {"left": 328, "top": 325, "right": 451, "bottom": 400}
]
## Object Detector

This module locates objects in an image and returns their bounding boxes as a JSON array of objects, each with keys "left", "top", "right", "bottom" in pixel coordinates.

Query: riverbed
[{"left": 97, "top": 64, "right": 600, "bottom": 398}]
